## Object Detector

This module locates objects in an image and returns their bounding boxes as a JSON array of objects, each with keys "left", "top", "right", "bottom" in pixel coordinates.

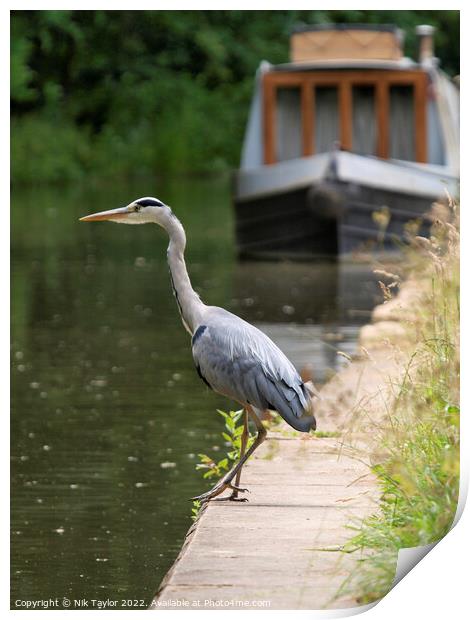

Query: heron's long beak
[{"left": 79, "top": 206, "right": 130, "bottom": 222}]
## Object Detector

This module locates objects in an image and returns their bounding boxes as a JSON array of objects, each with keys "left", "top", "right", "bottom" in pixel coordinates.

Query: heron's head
[{"left": 80, "top": 197, "right": 173, "bottom": 227}]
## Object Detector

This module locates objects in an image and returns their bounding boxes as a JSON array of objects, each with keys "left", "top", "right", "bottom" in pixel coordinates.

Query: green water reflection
[{"left": 11, "top": 176, "right": 380, "bottom": 607}]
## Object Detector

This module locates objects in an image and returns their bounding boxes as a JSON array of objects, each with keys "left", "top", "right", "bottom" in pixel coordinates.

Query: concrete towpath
[
  {"left": 151, "top": 340, "right": 404, "bottom": 610},
  {"left": 151, "top": 435, "right": 375, "bottom": 610}
]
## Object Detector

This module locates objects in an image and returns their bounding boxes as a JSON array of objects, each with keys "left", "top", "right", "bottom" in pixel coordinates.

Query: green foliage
[
  {"left": 191, "top": 409, "right": 254, "bottom": 518},
  {"left": 218, "top": 409, "right": 254, "bottom": 461},
  {"left": 343, "top": 402, "right": 459, "bottom": 602},
  {"left": 195, "top": 409, "right": 253, "bottom": 479},
  {"left": 195, "top": 452, "right": 229, "bottom": 480},
  {"left": 11, "top": 114, "right": 92, "bottom": 184},
  {"left": 11, "top": 18, "right": 36, "bottom": 103},
  {"left": 340, "top": 203, "right": 460, "bottom": 604},
  {"left": 311, "top": 430, "right": 340, "bottom": 438},
  {"left": 191, "top": 500, "right": 201, "bottom": 522},
  {"left": 11, "top": 10, "right": 459, "bottom": 184}
]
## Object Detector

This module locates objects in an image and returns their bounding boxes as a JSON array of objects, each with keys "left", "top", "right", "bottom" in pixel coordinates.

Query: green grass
[
  {"left": 311, "top": 430, "right": 341, "bottom": 438},
  {"left": 340, "top": 201, "right": 460, "bottom": 604}
]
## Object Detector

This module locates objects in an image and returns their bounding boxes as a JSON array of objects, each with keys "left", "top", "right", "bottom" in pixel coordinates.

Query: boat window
[
  {"left": 314, "top": 86, "right": 339, "bottom": 153},
  {"left": 352, "top": 85, "right": 377, "bottom": 156},
  {"left": 264, "top": 70, "right": 427, "bottom": 165},
  {"left": 275, "top": 87, "right": 302, "bottom": 161},
  {"left": 389, "top": 85, "right": 415, "bottom": 161}
]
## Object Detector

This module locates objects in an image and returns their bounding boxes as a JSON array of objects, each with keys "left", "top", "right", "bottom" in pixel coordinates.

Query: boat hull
[{"left": 234, "top": 152, "right": 458, "bottom": 259}]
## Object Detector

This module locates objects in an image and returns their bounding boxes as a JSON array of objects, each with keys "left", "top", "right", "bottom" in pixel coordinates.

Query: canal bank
[{"left": 150, "top": 291, "right": 414, "bottom": 610}]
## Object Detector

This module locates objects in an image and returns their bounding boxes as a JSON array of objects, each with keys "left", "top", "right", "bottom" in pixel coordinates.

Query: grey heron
[{"left": 80, "top": 197, "right": 318, "bottom": 503}]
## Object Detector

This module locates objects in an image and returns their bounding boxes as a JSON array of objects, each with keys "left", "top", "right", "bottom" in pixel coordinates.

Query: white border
[{"left": 6, "top": 3, "right": 466, "bottom": 619}]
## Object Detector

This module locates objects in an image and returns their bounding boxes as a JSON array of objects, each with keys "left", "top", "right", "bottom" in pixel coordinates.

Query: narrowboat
[{"left": 234, "top": 24, "right": 459, "bottom": 259}]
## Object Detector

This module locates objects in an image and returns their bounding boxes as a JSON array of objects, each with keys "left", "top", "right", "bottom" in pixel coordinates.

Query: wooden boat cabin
[{"left": 234, "top": 24, "right": 459, "bottom": 259}]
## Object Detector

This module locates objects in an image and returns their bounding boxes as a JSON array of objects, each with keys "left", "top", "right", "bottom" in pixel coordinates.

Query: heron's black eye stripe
[{"left": 136, "top": 198, "right": 164, "bottom": 207}]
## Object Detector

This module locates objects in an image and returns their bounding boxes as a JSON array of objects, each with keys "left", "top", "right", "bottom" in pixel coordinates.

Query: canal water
[{"left": 11, "top": 175, "right": 381, "bottom": 607}]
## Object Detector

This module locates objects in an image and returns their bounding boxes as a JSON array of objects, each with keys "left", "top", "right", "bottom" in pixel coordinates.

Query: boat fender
[{"left": 307, "top": 183, "right": 344, "bottom": 220}]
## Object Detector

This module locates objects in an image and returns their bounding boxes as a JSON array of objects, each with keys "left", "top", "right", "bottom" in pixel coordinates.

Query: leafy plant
[
  {"left": 191, "top": 500, "right": 201, "bottom": 522},
  {"left": 191, "top": 409, "right": 254, "bottom": 519},
  {"left": 195, "top": 409, "right": 255, "bottom": 477}
]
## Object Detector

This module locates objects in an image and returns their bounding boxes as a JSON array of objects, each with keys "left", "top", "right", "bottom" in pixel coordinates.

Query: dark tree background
[{"left": 11, "top": 10, "right": 459, "bottom": 184}]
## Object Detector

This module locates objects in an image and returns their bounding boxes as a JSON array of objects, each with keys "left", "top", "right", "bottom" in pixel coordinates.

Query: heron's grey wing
[{"left": 191, "top": 311, "right": 316, "bottom": 432}]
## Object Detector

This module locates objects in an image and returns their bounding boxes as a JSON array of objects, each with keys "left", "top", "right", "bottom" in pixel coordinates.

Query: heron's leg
[
  {"left": 229, "top": 410, "right": 249, "bottom": 500},
  {"left": 192, "top": 407, "right": 267, "bottom": 503}
]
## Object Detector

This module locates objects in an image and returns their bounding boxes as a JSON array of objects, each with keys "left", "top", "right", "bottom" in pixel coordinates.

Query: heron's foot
[
  {"left": 214, "top": 495, "right": 249, "bottom": 503},
  {"left": 191, "top": 481, "right": 249, "bottom": 504},
  {"left": 228, "top": 483, "right": 249, "bottom": 498}
]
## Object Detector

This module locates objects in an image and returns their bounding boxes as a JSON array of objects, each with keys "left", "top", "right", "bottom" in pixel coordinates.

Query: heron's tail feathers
[
  {"left": 293, "top": 381, "right": 318, "bottom": 432},
  {"left": 258, "top": 375, "right": 317, "bottom": 433},
  {"left": 283, "top": 409, "right": 316, "bottom": 433}
]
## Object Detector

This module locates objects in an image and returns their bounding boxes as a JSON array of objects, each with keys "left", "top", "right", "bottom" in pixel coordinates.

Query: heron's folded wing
[{"left": 191, "top": 312, "right": 316, "bottom": 431}]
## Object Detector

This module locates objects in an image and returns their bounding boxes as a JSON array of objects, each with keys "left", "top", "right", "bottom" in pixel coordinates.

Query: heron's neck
[{"left": 164, "top": 214, "right": 205, "bottom": 335}]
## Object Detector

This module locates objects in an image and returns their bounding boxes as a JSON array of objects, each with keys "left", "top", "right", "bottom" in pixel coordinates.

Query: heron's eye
[{"left": 134, "top": 204, "right": 142, "bottom": 212}]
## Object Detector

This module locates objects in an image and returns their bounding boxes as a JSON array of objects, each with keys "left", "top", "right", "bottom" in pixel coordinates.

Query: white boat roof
[
  {"left": 271, "top": 57, "right": 419, "bottom": 72},
  {"left": 236, "top": 151, "right": 458, "bottom": 202}
]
